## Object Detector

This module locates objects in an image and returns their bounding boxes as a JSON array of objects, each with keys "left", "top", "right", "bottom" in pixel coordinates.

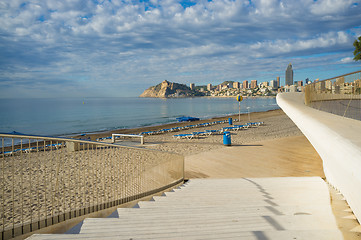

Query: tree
[{"left": 354, "top": 36, "right": 361, "bottom": 61}]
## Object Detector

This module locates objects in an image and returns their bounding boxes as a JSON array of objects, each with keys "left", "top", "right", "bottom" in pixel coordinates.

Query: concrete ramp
[{"left": 28, "top": 177, "right": 343, "bottom": 239}]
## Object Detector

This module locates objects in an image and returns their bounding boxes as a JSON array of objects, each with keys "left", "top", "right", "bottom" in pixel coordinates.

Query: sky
[{"left": 0, "top": 0, "right": 361, "bottom": 98}]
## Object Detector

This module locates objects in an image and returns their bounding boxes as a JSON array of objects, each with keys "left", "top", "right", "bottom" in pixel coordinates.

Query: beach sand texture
[{"left": 0, "top": 145, "right": 182, "bottom": 231}]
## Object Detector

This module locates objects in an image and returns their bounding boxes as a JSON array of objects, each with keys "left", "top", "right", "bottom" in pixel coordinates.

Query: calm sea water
[{"left": 0, "top": 97, "right": 279, "bottom": 137}]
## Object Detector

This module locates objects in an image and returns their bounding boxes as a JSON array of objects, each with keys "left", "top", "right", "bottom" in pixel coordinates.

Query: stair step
[
  {"left": 116, "top": 204, "right": 333, "bottom": 217},
  {"left": 27, "top": 177, "right": 343, "bottom": 240},
  {"left": 79, "top": 215, "right": 338, "bottom": 234},
  {"left": 28, "top": 230, "right": 343, "bottom": 240}
]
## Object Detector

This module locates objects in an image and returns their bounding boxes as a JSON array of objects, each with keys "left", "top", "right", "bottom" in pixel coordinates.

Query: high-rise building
[
  {"left": 207, "top": 84, "right": 212, "bottom": 91},
  {"left": 285, "top": 63, "right": 293, "bottom": 86},
  {"left": 251, "top": 80, "right": 258, "bottom": 89},
  {"left": 233, "top": 82, "right": 240, "bottom": 89},
  {"left": 276, "top": 76, "right": 280, "bottom": 88},
  {"left": 243, "top": 80, "right": 249, "bottom": 89},
  {"left": 270, "top": 80, "right": 277, "bottom": 89},
  {"left": 190, "top": 83, "right": 195, "bottom": 90}
]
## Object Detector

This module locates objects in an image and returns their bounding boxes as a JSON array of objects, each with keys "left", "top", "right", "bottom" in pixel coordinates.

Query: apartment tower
[{"left": 285, "top": 63, "right": 293, "bottom": 86}]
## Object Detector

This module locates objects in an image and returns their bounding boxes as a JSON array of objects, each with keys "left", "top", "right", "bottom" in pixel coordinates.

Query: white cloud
[
  {"left": 340, "top": 57, "right": 354, "bottom": 63},
  {"left": 0, "top": 0, "right": 360, "bottom": 97},
  {"left": 249, "top": 31, "right": 353, "bottom": 58},
  {"left": 310, "top": 0, "right": 356, "bottom": 15}
]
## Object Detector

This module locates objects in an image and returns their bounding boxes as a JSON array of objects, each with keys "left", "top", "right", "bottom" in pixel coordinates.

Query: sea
[{"left": 0, "top": 97, "right": 279, "bottom": 137}]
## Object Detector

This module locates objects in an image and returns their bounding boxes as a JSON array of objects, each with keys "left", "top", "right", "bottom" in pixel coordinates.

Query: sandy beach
[{"left": 88, "top": 109, "right": 304, "bottom": 156}]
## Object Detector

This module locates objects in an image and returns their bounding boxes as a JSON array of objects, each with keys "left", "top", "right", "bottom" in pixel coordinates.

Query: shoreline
[{"left": 139, "top": 95, "right": 277, "bottom": 99}]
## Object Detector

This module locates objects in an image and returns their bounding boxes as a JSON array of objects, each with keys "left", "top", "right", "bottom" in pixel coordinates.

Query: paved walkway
[
  {"left": 277, "top": 93, "right": 361, "bottom": 225},
  {"left": 185, "top": 135, "right": 324, "bottom": 179},
  {"left": 28, "top": 177, "right": 343, "bottom": 240}
]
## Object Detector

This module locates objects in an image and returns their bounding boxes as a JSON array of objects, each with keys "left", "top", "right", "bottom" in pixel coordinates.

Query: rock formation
[{"left": 139, "top": 80, "right": 204, "bottom": 98}]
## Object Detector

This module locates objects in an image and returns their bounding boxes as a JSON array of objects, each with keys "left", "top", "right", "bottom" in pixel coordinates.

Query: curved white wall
[{"left": 277, "top": 92, "right": 361, "bottom": 223}]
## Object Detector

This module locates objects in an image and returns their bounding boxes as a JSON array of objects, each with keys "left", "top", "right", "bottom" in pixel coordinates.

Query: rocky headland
[{"left": 139, "top": 80, "right": 205, "bottom": 98}]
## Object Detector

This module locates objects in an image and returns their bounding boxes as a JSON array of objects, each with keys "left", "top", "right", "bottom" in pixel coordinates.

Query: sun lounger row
[
  {"left": 222, "top": 124, "right": 251, "bottom": 132},
  {"left": 96, "top": 136, "right": 113, "bottom": 141},
  {"left": 95, "top": 120, "right": 262, "bottom": 141},
  {"left": 173, "top": 121, "right": 264, "bottom": 139},
  {"left": 246, "top": 121, "right": 264, "bottom": 127},
  {"left": 1, "top": 143, "right": 64, "bottom": 155},
  {"left": 173, "top": 131, "right": 210, "bottom": 139},
  {"left": 140, "top": 120, "right": 230, "bottom": 136}
]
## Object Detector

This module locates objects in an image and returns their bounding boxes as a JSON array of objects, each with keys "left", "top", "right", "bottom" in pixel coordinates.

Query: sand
[{"left": 94, "top": 109, "right": 304, "bottom": 156}]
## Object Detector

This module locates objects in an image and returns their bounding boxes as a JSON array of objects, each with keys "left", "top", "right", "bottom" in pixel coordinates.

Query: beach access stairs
[{"left": 28, "top": 177, "right": 343, "bottom": 239}]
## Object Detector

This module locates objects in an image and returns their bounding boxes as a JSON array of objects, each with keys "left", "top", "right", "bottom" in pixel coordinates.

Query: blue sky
[{"left": 0, "top": 0, "right": 361, "bottom": 98}]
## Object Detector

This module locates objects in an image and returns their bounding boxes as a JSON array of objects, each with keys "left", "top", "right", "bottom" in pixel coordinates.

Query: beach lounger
[
  {"left": 222, "top": 127, "right": 238, "bottom": 131},
  {"left": 192, "top": 131, "right": 208, "bottom": 137},
  {"left": 205, "top": 129, "right": 222, "bottom": 135},
  {"left": 234, "top": 124, "right": 249, "bottom": 130},
  {"left": 173, "top": 133, "right": 195, "bottom": 139},
  {"left": 246, "top": 122, "right": 264, "bottom": 127}
]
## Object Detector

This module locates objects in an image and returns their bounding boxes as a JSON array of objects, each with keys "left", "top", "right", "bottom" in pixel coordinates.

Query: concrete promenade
[{"left": 277, "top": 92, "right": 361, "bottom": 223}]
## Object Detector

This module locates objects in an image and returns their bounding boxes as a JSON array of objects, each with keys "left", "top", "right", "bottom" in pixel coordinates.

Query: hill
[{"left": 139, "top": 80, "right": 205, "bottom": 98}]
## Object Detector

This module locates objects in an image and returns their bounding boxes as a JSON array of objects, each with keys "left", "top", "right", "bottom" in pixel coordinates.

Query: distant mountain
[{"left": 139, "top": 80, "right": 205, "bottom": 98}]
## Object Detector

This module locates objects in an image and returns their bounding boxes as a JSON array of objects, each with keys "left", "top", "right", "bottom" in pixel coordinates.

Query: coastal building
[
  {"left": 207, "top": 84, "right": 212, "bottom": 91},
  {"left": 251, "top": 80, "right": 258, "bottom": 89},
  {"left": 261, "top": 82, "right": 269, "bottom": 88},
  {"left": 221, "top": 84, "right": 229, "bottom": 90},
  {"left": 290, "top": 85, "right": 297, "bottom": 92},
  {"left": 277, "top": 76, "right": 280, "bottom": 88},
  {"left": 285, "top": 63, "right": 293, "bottom": 86},
  {"left": 336, "top": 77, "right": 345, "bottom": 86},
  {"left": 325, "top": 80, "right": 332, "bottom": 91},
  {"left": 243, "top": 80, "right": 249, "bottom": 89},
  {"left": 233, "top": 82, "right": 240, "bottom": 89},
  {"left": 270, "top": 80, "right": 277, "bottom": 89},
  {"left": 190, "top": 83, "right": 195, "bottom": 90}
]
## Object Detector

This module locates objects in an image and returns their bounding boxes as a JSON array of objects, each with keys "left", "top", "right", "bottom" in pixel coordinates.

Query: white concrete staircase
[{"left": 28, "top": 177, "right": 343, "bottom": 239}]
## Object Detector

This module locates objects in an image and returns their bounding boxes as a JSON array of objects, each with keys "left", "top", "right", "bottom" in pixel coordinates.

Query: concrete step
[
  {"left": 79, "top": 215, "right": 339, "bottom": 234},
  {"left": 116, "top": 204, "right": 333, "bottom": 217},
  {"left": 152, "top": 192, "right": 330, "bottom": 202},
  {"left": 28, "top": 230, "right": 344, "bottom": 240},
  {"left": 27, "top": 177, "right": 343, "bottom": 240},
  {"left": 134, "top": 198, "right": 328, "bottom": 209}
]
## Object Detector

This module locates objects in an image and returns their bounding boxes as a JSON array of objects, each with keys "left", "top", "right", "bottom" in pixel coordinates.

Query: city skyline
[{"left": 0, "top": 1, "right": 360, "bottom": 98}]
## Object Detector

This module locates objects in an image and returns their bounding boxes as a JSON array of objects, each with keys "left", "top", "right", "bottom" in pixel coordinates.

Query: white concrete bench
[{"left": 112, "top": 134, "right": 144, "bottom": 145}]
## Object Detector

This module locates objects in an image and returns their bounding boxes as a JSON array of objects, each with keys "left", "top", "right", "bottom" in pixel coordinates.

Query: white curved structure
[{"left": 277, "top": 92, "right": 361, "bottom": 223}]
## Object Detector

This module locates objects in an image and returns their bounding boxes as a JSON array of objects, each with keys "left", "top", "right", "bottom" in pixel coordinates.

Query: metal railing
[
  {"left": 0, "top": 134, "right": 184, "bottom": 240},
  {"left": 304, "top": 70, "right": 361, "bottom": 120}
]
